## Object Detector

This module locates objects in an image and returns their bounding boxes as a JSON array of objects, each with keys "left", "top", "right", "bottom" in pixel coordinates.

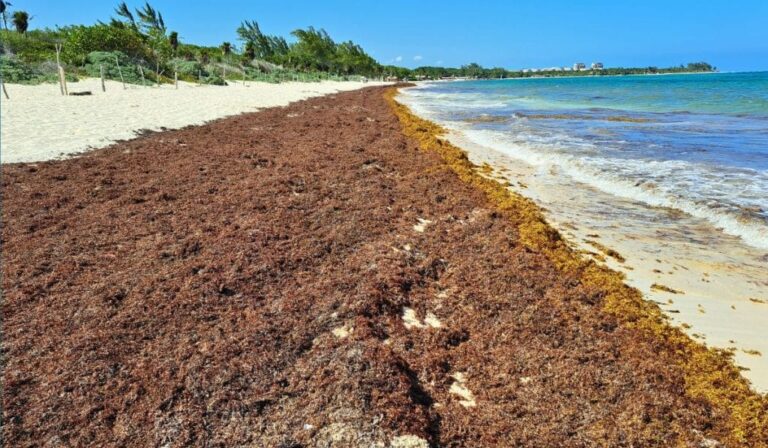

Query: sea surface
[
  {"left": 400, "top": 72, "right": 768, "bottom": 392},
  {"left": 403, "top": 72, "right": 768, "bottom": 249}
]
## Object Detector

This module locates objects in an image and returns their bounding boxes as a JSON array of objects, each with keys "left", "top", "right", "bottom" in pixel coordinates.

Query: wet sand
[
  {"left": 439, "top": 129, "right": 768, "bottom": 393},
  {"left": 2, "top": 86, "right": 767, "bottom": 446}
]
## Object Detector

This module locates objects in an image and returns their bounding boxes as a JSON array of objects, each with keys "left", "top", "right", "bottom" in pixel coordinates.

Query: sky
[{"left": 16, "top": 0, "right": 768, "bottom": 71}]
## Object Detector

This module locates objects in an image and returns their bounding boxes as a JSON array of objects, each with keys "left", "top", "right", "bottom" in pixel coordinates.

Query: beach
[
  {"left": 2, "top": 85, "right": 767, "bottom": 446},
  {"left": 0, "top": 78, "right": 388, "bottom": 164},
  {"left": 399, "top": 75, "right": 768, "bottom": 393}
]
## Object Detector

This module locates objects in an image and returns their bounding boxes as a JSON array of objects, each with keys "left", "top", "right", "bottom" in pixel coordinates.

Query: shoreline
[
  {"left": 396, "top": 83, "right": 768, "bottom": 390},
  {"left": 387, "top": 88, "right": 768, "bottom": 444},
  {"left": 2, "top": 85, "right": 767, "bottom": 446},
  {"left": 438, "top": 127, "right": 768, "bottom": 390}
]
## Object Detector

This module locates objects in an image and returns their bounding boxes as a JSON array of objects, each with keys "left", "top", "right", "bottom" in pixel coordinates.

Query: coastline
[
  {"left": 396, "top": 80, "right": 768, "bottom": 391},
  {"left": 417, "top": 71, "right": 719, "bottom": 84},
  {"left": 387, "top": 87, "right": 768, "bottom": 445},
  {"left": 416, "top": 125, "right": 768, "bottom": 391},
  {"left": 2, "top": 85, "right": 766, "bottom": 446}
]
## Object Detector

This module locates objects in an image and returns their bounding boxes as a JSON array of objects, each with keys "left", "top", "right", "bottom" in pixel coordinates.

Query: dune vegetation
[{"left": 0, "top": 1, "right": 384, "bottom": 85}]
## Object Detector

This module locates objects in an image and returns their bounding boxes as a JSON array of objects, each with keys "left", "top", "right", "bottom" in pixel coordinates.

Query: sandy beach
[
  {"left": 398, "top": 81, "right": 768, "bottom": 394},
  {"left": 3, "top": 85, "right": 766, "bottom": 446},
  {"left": 433, "top": 129, "right": 768, "bottom": 392},
  {"left": 0, "top": 78, "right": 388, "bottom": 164}
]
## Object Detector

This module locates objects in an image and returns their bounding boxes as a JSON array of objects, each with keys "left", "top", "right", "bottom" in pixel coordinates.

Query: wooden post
[
  {"left": 59, "top": 66, "right": 69, "bottom": 96},
  {"left": 1, "top": 79, "right": 9, "bottom": 100},
  {"left": 115, "top": 55, "right": 126, "bottom": 89},
  {"left": 156, "top": 61, "right": 161, "bottom": 87},
  {"left": 174, "top": 67, "right": 178, "bottom": 89},
  {"left": 198, "top": 70, "right": 202, "bottom": 85},
  {"left": 54, "top": 43, "right": 66, "bottom": 96},
  {"left": 139, "top": 65, "right": 146, "bottom": 86},
  {"left": 100, "top": 65, "right": 106, "bottom": 92}
]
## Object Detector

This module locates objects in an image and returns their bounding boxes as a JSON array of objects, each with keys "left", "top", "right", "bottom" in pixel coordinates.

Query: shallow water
[
  {"left": 402, "top": 73, "right": 768, "bottom": 250},
  {"left": 399, "top": 73, "right": 768, "bottom": 392}
]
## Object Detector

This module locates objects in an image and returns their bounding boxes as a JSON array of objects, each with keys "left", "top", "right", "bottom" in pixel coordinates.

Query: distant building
[
  {"left": 591, "top": 62, "right": 604, "bottom": 70},
  {"left": 573, "top": 62, "right": 586, "bottom": 71}
]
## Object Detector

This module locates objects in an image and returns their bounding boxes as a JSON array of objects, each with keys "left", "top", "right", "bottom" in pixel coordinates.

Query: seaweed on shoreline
[{"left": 385, "top": 87, "right": 768, "bottom": 447}]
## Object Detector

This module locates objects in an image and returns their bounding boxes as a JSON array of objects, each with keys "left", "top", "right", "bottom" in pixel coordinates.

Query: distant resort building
[{"left": 520, "top": 62, "right": 606, "bottom": 74}]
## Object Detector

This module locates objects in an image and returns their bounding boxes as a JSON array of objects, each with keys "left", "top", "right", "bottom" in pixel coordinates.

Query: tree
[
  {"left": 62, "top": 23, "right": 150, "bottom": 64},
  {"left": 334, "top": 41, "right": 377, "bottom": 75},
  {"left": 236, "top": 20, "right": 261, "bottom": 43},
  {"left": 136, "top": 1, "right": 164, "bottom": 33},
  {"left": 107, "top": 2, "right": 171, "bottom": 79},
  {"left": 289, "top": 27, "right": 336, "bottom": 71},
  {"left": 112, "top": 2, "right": 137, "bottom": 31},
  {"left": 236, "top": 19, "right": 288, "bottom": 63},
  {"left": 11, "top": 10, "right": 28, "bottom": 34},
  {"left": 168, "top": 31, "right": 178, "bottom": 53},
  {"left": 461, "top": 63, "right": 484, "bottom": 78},
  {"left": 243, "top": 41, "right": 255, "bottom": 61},
  {"left": 0, "top": 0, "right": 11, "bottom": 30},
  {"left": 221, "top": 41, "right": 232, "bottom": 57},
  {"left": 199, "top": 48, "right": 210, "bottom": 64}
]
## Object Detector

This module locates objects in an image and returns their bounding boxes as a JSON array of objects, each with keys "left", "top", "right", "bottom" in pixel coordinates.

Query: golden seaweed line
[{"left": 384, "top": 87, "right": 768, "bottom": 447}]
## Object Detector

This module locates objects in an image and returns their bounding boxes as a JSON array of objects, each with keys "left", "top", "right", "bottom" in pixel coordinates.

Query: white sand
[{"left": 0, "top": 78, "right": 389, "bottom": 164}]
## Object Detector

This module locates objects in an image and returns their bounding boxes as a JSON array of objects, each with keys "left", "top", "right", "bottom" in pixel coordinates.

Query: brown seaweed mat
[{"left": 2, "top": 85, "right": 766, "bottom": 447}]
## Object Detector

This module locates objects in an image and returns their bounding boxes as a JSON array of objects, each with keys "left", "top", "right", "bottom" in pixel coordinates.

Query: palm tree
[
  {"left": 221, "top": 42, "right": 232, "bottom": 57},
  {"left": 0, "top": 1, "right": 11, "bottom": 31},
  {"left": 199, "top": 48, "right": 210, "bottom": 64},
  {"left": 11, "top": 10, "right": 28, "bottom": 34},
  {"left": 244, "top": 41, "right": 255, "bottom": 61},
  {"left": 169, "top": 31, "right": 179, "bottom": 54}
]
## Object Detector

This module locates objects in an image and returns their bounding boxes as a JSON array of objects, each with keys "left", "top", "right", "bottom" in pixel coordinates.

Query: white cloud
[
  {"left": 413, "top": 55, "right": 423, "bottom": 61},
  {"left": 395, "top": 56, "right": 403, "bottom": 62},
  {"left": 436, "top": 60, "right": 444, "bottom": 65}
]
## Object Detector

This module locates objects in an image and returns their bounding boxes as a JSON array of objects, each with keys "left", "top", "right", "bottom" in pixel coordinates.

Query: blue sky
[{"left": 17, "top": 0, "right": 768, "bottom": 71}]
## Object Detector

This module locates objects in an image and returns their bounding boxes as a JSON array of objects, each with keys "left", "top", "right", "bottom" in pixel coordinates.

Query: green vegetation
[
  {"left": 410, "top": 61, "right": 716, "bottom": 80},
  {"left": 0, "top": 1, "right": 381, "bottom": 85},
  {"left": 0, "top": 1, "right": 716, "bottom": 86},
  {"left": 11, "top": 9, "right": 27, "bottom": 34}
]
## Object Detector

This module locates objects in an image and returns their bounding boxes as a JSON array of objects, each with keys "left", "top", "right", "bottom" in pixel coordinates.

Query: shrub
[
  {"left": 82, "top": 51, "right": 145, "bottom": 84},
  {"left": 170, "top": 58, "right": 204, "bottom": 77},
  {"left": 0, "top": 55, "right": 78, "bottom": 84},
  {"left": 0, "top": 29, "right": 61, "bottom": 63},
  {"left": 202, "top": 73, "right": 226, "bottom": 85},
  {"left": 61, "top": 24, "right": 150, "bottom": 65}
]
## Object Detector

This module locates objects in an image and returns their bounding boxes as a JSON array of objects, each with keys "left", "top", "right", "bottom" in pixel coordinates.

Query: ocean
[
  {"left": 399, "top": 72, "right": 768, "bottom": 392},
  {"left": 401, "top": 72, "right": 768, "bottom": 250}
]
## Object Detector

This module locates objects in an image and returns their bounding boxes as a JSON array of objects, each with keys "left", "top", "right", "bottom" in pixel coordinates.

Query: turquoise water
[{"left": 401, "top": 72, "right": 768, "bottom": 249}]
